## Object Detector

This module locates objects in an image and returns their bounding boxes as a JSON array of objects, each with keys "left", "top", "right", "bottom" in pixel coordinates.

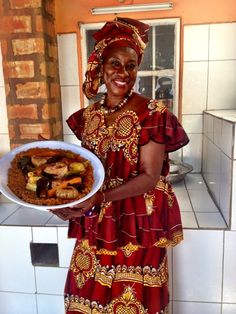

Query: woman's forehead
[{"left": 104, "top": 46, "right": 138, "bottom": 60}]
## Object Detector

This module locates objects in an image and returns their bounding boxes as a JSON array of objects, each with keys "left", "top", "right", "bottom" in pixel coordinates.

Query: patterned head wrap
[{"left": 82, "top": 17, "right": 150, "bottom": 99}]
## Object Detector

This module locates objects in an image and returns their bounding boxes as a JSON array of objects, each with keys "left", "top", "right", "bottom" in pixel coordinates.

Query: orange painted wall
[
  {"left": 55, "top": 0, "right": 236, "bottom": 111},
  {"left": 55, "top": 0, "right": 236, "bottom": 33}
]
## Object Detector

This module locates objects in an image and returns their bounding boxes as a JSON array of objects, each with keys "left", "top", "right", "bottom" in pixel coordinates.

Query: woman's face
[{"left": 102, "top": 46, "right": 138, "bottom": 99}]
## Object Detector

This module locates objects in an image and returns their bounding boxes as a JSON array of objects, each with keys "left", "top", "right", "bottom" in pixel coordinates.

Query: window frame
[{"left": 80, "top": 18, "right": 180, "bottom": 116}]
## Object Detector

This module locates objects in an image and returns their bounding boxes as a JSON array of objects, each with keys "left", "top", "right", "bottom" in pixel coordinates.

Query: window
[{"left": 80, "top": 18, "right": 180, "bottom": 115}]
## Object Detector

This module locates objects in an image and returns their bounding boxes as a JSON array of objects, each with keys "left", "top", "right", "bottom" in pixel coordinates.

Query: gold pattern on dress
[
  {"left": 148, "top": 99, "right": 167, "bottom": 115},
  {"left": 155, "top": 177, "right": 174, "bottom": 208},
  {"left": 81, "top": 107, "right": 140, "bottom": 165},
  {"left": 94, "top": 262, "right": 168, "bottom": 288},
  {"left": 144, "top": 192, "right": 155, "bottom": 215},
  {"left": 65, "top": 295, "right": 106, "bottom": 314},
  {"left": 70, "top": 240, "right": 97, "bottom": 289},
  {"left": 143, "top": 256, "right": 168, "bottom": 287},
  {"left": 121, "top": 242, "right": 140, "bottom": 257},
  {"left": 95, "top": 266, "right": 115, "bottom": 287},
  {"left": 154, "top": 231, "right": 183, "bottom": 248},
  {"left": 98, "top": 201, "right": 112, "bottom": 223},
  {"left": 107, "top": 286, "right": 147, "bottom": 314},
  {"left": 65, "top": 294, "right": 169, "bottom": 314},
  {"left": 96, "top": 248, "right": 117, "bottom": 256}
]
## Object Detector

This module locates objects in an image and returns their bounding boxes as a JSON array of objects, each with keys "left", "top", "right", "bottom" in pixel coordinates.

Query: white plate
[{"left": 0, "top": 141, "right": 105, "bottom": 211}]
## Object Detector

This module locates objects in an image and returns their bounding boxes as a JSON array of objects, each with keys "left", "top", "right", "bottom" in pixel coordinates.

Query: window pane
[
  {"left": 155, "top": 25, "right": 175, "bottom": 70},
  {"left": 136, "top": 76, "right": 152, "bottom": 98},
  {"left": 139, "top": 28, "right": 153, "bottom": 71},
  {"left": 86, "top": 30, "right": 96, "bottom": 58},
  {"left": 155, "top": 76, "right": 174, "bottom": 111}
]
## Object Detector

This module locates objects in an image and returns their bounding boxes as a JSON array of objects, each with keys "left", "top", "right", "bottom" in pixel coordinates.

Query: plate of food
[{"left": 0, "top": 141, "right": 105, "bottom": 211}]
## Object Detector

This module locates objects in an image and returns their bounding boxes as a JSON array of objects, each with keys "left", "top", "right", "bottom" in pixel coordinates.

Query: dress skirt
[{"left": 64, "top": 240, "right": 169, "bottom": 314}]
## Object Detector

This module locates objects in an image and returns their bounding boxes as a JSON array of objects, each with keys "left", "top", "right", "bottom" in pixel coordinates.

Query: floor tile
[
  {"left": 174, "top": 189, "right": 193, "bottom": 212},
  {"left": 185, "top": 174, "right": 207, "bottom": 190},
  {"left": 46, "top": 214, "right": 69, "bottom": 226},
  {"left": 188, "top": 189, "right": 219, "bottom": 212},
  {"left": 2, "top": 207, "right": 52, "bottom": 226},
  {"left": 196, "top": 212, "right": 227, "bottom": 229},
  {"left": 181, "top": 212, "right": 198, "bottom": 229},
  {"left": 0, "top": 203, "right": 19, "bottom": 223}
]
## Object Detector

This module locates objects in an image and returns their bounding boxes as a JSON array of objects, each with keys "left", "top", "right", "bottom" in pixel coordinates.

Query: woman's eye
[
  {"left": 111, "top": 60, "right": 120, "bottom": 67},
  {"left": 126, "top": 63, "right": 136, "bottom": 71}
]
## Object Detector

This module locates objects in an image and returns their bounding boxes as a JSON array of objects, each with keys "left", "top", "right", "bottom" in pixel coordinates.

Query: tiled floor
[
  {"left": 173, "top": 173, "right": 227, "bottom": 229},
  {"left": 0, "top": 174, "right": 228, "bottom": 229}
]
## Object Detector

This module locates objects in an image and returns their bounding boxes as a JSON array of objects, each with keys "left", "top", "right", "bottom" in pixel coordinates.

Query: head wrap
[{"left": 82, "top": 17, "right": 150, "bottom": 99}]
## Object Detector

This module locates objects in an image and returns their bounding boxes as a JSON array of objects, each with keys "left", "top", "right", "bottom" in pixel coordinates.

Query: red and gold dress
[{"left": 65, "top": 96, "right": 189, "bottom": 314}]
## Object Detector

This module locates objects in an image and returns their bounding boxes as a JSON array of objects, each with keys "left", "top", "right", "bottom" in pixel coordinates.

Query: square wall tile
[
  {"left": 57, "top": 33, "right": 79, "bottom": 86},
  {"left": 58, "top": 227, "right": 76, "bottom": 267},
  {"left": 61, "top": 85, "right": 81, "bottom": 135},
  {"left": 202, "top": 135, "right": 208, "bottom": 175},
  {"left": 182, "top": 61, "right": 208, "bottom": 114},
  {"left": 63, "top": 134, "right": 81, "bottom": 146},
  {"left": 0, "top": 226, "right": 36, "bottom": 293},
  {"left": 37, "top": 294, "right": 65, "bottom": 314},
  {"left": 234, "top": 125, "right": 236, "bottom": 160},
  {"left": 35, "top": 267, "right": 68, "bottom": 295},
  {"left": 183, "top": 133, "right": 202, "bottom": 172},
  {"left": 183, "top": 25, "right": 209, "bottom": 61},
  {"left": 173, "top": 301, "right": 221, "bottom": 314},
  {"left": 173, "top": 230, "right": 223, "bottom": 302},
  {"left": 209, "top": 23, "right": 236, "bottom": 60},
  {"left": 231, "top": 161, "right": 236, "bottom": 230},
  {"left": 0, "top": 292, "right": 37, "bottom": 314},
  {"left": 0, "top": 86, "right": 8, "bottom": 133},
  {"left": 223, "top": 231, "right": 236, "bottom": 302},
  {"left": 203, "top": 139, "right": 221, "bottom": 205},
  {"left": 208, "top": 60, "right": 236, "bottom": 110},
  {"left": 0, "top": 134, "right": 10, "bottom": 156},
  {"left": 220, "top": 120, "right": 233, "bottom": 158},
  {"left": 32, "top": 227, "right": 58, "bottom": 243},
  {"left": 213, "top": 117, "right": 222, "bottom": 148},
  {"left": 182, "top": 114, "right": 203, "bottom": 134},
  {"left": 203, "top": 113, "right": 214, "bottom": 141},
  {"left": 222, "top": 304, "right": 236, "bottom": 314},
  {"left": 219, "top": 153, "right": 232, "bottom": 226}
]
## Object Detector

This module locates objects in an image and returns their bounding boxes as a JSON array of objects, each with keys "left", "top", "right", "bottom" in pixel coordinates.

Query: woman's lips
[{"left": 113, "top": 80, "right": 128, "bottom": 87}]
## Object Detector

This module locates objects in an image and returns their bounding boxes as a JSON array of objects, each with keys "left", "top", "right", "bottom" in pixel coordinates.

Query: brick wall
[{"left": 0, "top": 0, "right": 63, "bottom": 148}]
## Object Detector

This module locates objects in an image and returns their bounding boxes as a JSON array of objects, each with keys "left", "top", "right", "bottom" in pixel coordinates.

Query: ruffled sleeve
[
  {"left": 139, "top": 101, "right": 189, "bottom": 152},
  {"left": 66, "top": 108, "right": 85, "bottom": 141}
]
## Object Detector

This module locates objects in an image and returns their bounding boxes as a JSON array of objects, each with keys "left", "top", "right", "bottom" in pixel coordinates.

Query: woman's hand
[{"left": 50, "top": 190, "right": 104, "bottom": 220}]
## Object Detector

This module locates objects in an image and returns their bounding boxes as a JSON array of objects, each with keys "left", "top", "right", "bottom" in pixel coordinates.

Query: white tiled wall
[
  {"left": 0, "top": 43, "right": 10, "bottom": 156},
  {"left": 203, "top": 111, "right": 236, "bottom": 228},
  {"left": 57, "top": 33, "right": 81, "bottom": 146},
  {"left": 182, "top": 22, "right": 236, "bottom": 172},
  {"left": 1, "top": 225, "right": 236, "bottom": 314}
]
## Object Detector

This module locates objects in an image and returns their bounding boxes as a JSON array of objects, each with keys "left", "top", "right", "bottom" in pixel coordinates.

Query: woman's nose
[{"left": 117, "top": 65, "right": 128, "bottom": 76}]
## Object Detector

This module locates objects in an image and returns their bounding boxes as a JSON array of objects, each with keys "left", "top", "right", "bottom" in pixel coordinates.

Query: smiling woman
[{"left": 52, "top": 17, "right": 189, "bottom": 314}]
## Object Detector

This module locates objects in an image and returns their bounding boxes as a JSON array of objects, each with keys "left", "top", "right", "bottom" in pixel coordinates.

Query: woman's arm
[
  {"left": 105, "top": 140, "right": 165, "bottom": 201},
  {"left": 51, "top": 140, "right": 165, "bottom": 220}
]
